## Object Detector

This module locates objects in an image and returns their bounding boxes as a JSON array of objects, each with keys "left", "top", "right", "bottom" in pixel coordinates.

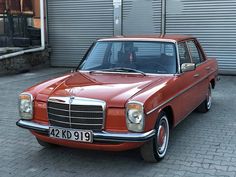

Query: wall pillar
[
  {"left": 161, "top": 0, "right": 166, "bottom": 35},
  {"left": 113, "top": 0, "right": 122, "bottom": 35}
]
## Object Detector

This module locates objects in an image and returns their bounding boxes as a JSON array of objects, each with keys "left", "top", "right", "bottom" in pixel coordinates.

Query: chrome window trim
[
  {"left": 98, "top": 38, "right": 177, "bottom": 43},
  {"left": 175, "top": 41, "right": 181, "bottom": 74}
]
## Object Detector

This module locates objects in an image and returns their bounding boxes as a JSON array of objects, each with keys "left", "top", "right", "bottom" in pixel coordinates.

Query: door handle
[
  {"left": 194, "top": 73, "right": 200, "bottom": 78},
  {"left": 205, "top": 66, "right": 210, "bottom": 70}
]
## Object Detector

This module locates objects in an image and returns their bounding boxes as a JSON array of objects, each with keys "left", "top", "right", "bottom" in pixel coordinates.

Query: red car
[{"left": 17, "top": 35, "right": 218, "bottom": 162}]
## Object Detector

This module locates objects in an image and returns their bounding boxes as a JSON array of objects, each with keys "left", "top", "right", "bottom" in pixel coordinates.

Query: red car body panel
[{"left": 17, "top": 35, "right": 218, "bottom": 151}]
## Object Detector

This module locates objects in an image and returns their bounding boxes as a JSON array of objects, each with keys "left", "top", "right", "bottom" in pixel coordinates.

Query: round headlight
[
  {"left": 126, "top": 101, "right": 145, "bottom": 132},
  {"left": 19, "top": 93, "right": 33, "bottom": 119},
  {"left": 128, "top": 109, "right": 143, "bottom": 124}
]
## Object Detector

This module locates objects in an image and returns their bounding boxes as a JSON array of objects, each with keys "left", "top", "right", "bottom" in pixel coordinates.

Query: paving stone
[
  {"left": 0, "top": 69, "right": 235, "bottom": 177},
  {"left": 215, "top": 171, "right": 236, "bottom": 177}
]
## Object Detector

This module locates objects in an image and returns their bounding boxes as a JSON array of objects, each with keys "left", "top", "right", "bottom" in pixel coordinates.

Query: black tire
[
  {"left": 36, "top": 138, "right": 56, "bottom": 148},
  {"left": 196, "top": 83, "right": 212, "bottom": 113},
  {"left": 140, "top": 111, "right": 170, "bottom": 162}
]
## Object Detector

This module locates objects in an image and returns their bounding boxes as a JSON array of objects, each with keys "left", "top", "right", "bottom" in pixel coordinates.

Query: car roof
[{"left": 97, "top": 34, "right": 194, "bottom": 43}]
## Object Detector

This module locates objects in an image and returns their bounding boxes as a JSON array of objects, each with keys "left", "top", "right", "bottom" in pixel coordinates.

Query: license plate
[{"left": 49, "top": 127, "right": 93, "bottom": 143}]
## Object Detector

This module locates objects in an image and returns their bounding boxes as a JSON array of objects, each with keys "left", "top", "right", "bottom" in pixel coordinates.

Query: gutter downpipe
[
  {"left": 161, "top": 0, "right": 166, "bottom": 37},
  {"left": 0, "top": 0, "right": 45, "bottom": 60}
]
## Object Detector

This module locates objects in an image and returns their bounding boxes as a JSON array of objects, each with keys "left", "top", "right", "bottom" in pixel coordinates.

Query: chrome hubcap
[
  {"left": 157, "top": 125, "right": 166, "bottom": 152},
  {"left": 156, "top": 116, "right": 169, "bottom": 157},
  {"left": 207, "top": 85, "right": 212, "bottom": 109}
]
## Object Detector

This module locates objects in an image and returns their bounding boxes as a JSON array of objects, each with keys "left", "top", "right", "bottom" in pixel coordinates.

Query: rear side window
[
  {"left": 187, "top": 41, "right": 202, "bottom": 64},
  {"left": 178, "top": 42, "right": 191, "bottom": 65}
]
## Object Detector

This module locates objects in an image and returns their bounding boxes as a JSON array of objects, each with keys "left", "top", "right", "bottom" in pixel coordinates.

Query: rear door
[{"left": 186, "top": 40, "right": 209, "bottom": 106}]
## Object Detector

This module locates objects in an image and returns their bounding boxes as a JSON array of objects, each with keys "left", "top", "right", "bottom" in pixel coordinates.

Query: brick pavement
[{"left": 0, "top": 68, "right": 235, "bottom": 177}]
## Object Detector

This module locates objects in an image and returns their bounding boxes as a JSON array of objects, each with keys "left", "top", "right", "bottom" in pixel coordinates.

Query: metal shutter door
[
  {"left": 47, "top": 0, "right": 113, "bottom": 67},
  {"left": 166, "top": 0, "right": 236, "bottom": 74},
  {"left": 123, "top": 0, "right": 161, "bottom": 35}
]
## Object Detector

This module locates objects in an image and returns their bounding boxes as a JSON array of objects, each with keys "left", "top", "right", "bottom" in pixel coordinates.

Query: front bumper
[{"left": 16, "top": 120, "right": 155, "bottom": 142}]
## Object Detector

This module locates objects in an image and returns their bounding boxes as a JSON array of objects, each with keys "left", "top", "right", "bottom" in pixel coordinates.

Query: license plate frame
[{"left": 49, "top": 127, "right": 93, "bottom": 143}]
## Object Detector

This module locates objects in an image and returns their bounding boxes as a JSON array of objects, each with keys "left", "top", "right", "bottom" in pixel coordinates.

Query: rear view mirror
[{"left": 181, "top": 63, "right": 196, "bottom": 73}]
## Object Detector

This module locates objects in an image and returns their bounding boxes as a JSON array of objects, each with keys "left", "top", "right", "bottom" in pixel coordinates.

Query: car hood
[{"left": 37, "top": 71, "right": 168, "bottom": 108}]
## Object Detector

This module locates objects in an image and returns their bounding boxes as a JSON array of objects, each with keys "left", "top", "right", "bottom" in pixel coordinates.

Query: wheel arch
[
  {"left": 160, "top": 106, "right": 174, "bottom": 129},
  {"left": 210, "top": 79, "right": 215, "bottom": 89}
]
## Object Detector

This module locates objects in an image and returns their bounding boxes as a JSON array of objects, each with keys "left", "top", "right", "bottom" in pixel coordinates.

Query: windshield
[{"left": 79, "top": 41, "right": 177, "bottom": 74}]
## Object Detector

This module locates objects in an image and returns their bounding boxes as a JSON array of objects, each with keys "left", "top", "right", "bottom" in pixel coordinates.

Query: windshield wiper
[{"left": 93, "top": 67, "right": 146, "bottom": 76}]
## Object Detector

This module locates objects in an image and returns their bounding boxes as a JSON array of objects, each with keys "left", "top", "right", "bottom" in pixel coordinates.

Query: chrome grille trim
[
  {"left": 49, "top": 119, "right": 103, "bottom": 126},
  {"left": 48, "top": 106, "right": 103, "bottom": 113},
  {"left": 47, "top": 97, "right": 106, "bottom": 130},
  {"left": 48, "top": 112, "right": 68, "bottom": 118},
  {"left": 68, "top": 97, "right": 72, "bottom": 127},
  {"left": 48, "top": 107, "right": 68, "bottom": 111},
  {"left": 70, "top": 117, "right": 103, "bottom": 120},
  {"left": 48, "top": 113, "right": 103, "bottom": 120}
]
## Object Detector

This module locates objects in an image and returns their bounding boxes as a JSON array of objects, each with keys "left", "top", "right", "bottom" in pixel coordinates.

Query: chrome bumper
[{"left": 16, "top": 120, "right": 155, "bottom": 142}]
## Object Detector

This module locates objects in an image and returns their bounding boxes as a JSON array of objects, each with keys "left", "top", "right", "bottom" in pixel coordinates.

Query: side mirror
[{"left": 181, "top": 63, "right": 196, "bottom": 73}]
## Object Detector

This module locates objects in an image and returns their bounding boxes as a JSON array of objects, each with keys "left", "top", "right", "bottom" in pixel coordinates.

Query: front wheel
[{"left": 140, "top": 112, "right": 170, "bottom": 162}]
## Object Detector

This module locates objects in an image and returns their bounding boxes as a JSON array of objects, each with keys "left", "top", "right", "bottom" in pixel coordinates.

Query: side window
[
  {"left": 178, "top": 42, "right": 191, "bottom": 65},
  {"left": 187, "top": 41, "right": 202, "bottom": 64},
  {"left": 198, "top": 46, "right": 205, "bottom": 62}
]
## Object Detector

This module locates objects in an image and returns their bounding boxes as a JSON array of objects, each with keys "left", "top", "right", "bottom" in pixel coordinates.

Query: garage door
[
  {"left": 123, "top": 0, "right": 162, "bottom": 35},
  {"left": 166, "top": 0, "right": 236, "bottom": 74},
  {"left": 47, "top": 0, "right": 113, "bottom": 67}
]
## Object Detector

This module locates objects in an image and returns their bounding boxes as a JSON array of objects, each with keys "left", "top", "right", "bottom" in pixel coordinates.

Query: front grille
[{"left": 47, "top": 97, "right": 105, "bottom": 130}]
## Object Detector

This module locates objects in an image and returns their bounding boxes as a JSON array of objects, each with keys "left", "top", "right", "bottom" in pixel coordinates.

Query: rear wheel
[
  {"left": 140, "top": 112, "right": 170, "bottom": 162},
  {"left": 36, "top": 138, "right": 56, "bottom": 148},
  {"left": 196, "top": 83, "right": 212, "bottom": 113}
]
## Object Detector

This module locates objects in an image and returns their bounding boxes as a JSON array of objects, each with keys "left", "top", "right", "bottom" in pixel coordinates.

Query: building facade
[{"left": 46, "top": 0, "right": 236, "bottom": 74}]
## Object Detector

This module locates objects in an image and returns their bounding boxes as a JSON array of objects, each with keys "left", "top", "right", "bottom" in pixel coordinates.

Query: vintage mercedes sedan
[{"left": 17, "top": 35, "right": 218, "bottom": 162}]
